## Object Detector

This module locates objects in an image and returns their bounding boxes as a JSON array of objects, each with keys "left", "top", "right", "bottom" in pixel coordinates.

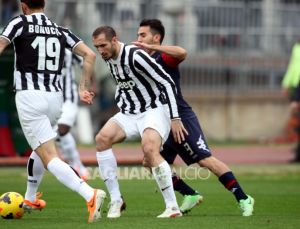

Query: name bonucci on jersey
[
  {"left": 106, "top": 42, "right": 180, "bottom": 119},
  {"left": 0, "top": 13, "right": 81, "bottom": 92}
]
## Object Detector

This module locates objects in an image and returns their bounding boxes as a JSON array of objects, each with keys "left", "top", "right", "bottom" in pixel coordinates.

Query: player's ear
[
  {"left": 154, "top": 34, "right": 161, "bottom": 43},
  {"left": 44, "top": 0, "right": 46, "bottom": 8},
  {"left": 112, "top": 36, "right": 117, "bottom": 44},
  {"left": 20, "top": 3, "right": 27, "bottom": 13}
]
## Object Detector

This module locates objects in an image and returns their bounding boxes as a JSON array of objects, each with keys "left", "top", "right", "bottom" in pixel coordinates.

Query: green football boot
[
  {"left": 179, "top": 191, "right": 203, "bottom": 214},
  {"left": 238, "top": 195, "right": 255, "bottom": 216}
]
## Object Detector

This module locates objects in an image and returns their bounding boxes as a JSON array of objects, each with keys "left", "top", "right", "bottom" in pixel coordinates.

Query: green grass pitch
[{"left": 0, "top": 165, "right": 300, "bottom": 229}]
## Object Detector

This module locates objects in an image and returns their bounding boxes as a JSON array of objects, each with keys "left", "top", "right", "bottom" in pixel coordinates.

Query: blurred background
[{"left": 1, "top": 0, "right": 300, "bottom": 162}]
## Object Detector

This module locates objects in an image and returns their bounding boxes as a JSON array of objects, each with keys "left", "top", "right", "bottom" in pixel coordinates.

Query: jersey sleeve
[
  {"left": 282, "top": 45, "right": 296, "bottom": 87},
  {"left": 133, "top": 50, "right": 180, "bottom": 119},
  {"left": 161, "top": 53, "right": 183, "bottom": 68},
  {"left": 0, "top": 16, "right": 24, "bottom": 43},
  {"left": 60, "top": 27, "right": 82, "bottom": 51}
]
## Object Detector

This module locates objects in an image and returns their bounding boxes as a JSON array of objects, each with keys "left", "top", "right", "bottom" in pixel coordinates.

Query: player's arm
[
  {"left": 281, "top": 44, "right": 296, "bottom": 98},
  {"left": 73, "top": 42, "right": 96, "bottom": 105},
  {"left": 75, "top": 52, "right": 99, "bottom": 96},
  {"left": 0, "top": 37, "right": 10, "bottom": 56},
  {"left": 1, "top": 17, "right": 23, "bottom": 57},
  {"left": 131, "top": 42, "right": 186, "bottom": 60},
  {"left": 89, "top": 71, "right": 99, "bottom": 97}
]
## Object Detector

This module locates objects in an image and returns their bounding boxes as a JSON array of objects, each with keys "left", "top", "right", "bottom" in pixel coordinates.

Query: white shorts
[
  {"left": 110, "top": 105, "right": 171, "bottom": 146},
  {"left": 57, "top": 100, "right": 78, "bottom": 126},
  {"left": 15, "top": 90, "right": 63, "bottom": 150}
]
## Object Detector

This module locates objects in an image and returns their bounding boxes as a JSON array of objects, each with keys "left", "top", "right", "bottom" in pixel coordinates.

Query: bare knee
[
  {"left": 58, "top": 124, "right": 70, "bottom": 136},
  {"left": 142, "top": 141, "right": 157, "bottom": 163},
  {"left": 95, "top": 131, "right": 113, "bottom": 151},
  {"left": 198, "top": 156, "right": 218, "bottom": 169},
  {"left": 198, "top": 156, "right": 230, "bottom": 177},
  {"left": 141, "top": 129, "right": 163, "bottom": 167}
]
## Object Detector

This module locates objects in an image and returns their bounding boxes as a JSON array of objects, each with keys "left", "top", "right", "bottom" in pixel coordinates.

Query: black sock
[
  {"left": 172, "top": 173, "right": 196, "bottom": 196},
  {"left": 219, "top": 171, "right": 248, "bottom": 202}
]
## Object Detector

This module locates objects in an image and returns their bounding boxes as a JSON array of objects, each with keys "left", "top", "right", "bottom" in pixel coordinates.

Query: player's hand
[
  {"left": 131, "top": 42, "right": 152, "bottom": 53},
  {"left": 78, "top": 90, "right": 95, "bottom": 105},
  {"left": 88, "top": 84, "right": 99, "bottom": 97},
  {"left": 171, "top": 119, "right": 189, "bottom": 144}
]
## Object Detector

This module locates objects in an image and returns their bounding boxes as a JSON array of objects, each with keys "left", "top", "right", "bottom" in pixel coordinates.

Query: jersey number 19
[{"left": 31, "top": 36, "right": 61, "bottom": 71}]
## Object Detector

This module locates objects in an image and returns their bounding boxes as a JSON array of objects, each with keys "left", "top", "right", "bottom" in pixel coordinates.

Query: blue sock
[
  {"left": 219, "top": 171, "right": 248, "bottom": 202},
  {"left": 172, "top": 173, "right": 195, "bottom": 196}
]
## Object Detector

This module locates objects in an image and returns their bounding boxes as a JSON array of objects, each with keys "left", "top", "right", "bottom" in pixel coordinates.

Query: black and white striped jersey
[
  {"left": 106, "top": 42, "right": 180, "bottom": 119},
  {"left": 0, "top": 13, "right": 82, "bottom": 92},
  {"left": 61, "top": 49, "right": 82, "bottom": 103}
]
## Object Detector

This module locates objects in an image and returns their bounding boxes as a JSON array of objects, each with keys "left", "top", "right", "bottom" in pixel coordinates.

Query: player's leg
[
  {"left": 17, "top": 90, "right": 106, "bottom": 222},
  {"left": 35, "top": 139, "right": 106, "bottom": 222},
  {"left": 57, "top": 125, "right": 89, "bottom": 180},
  {"left": 143, "top": 156, "right": 202, "bottom": 214},
  {"left": 160, "top": 136, "right": 203, "bottom": 213},
  {"left": 95, "top": 116, "right": 127, "bottom": 218},
  {"left": 143, "top": 156, "right": 197, "bottom": 196},
  {"left": 24, "top": 151, "right": 45, "bottom": 203},
  {"left": 140, "top": 106, "right": 181, "bottom": 218},
  {"left": 198, "top": 156, "right": 254, "bottom": 216},
  {"left": 56, "top": 102, "right": 89, "bottom": 180},
  {"left": 56, "top": 124, "right": 73, "bottom": 165},
  {"left": 142, "top": 128, "right": 181, "bottom": 218},
  {"left": 186, "top": 117, "right": 254, "bottom": 216}
]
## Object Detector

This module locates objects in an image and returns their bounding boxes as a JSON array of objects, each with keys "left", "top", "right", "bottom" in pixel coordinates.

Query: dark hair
[
  {"left": 140, "top": 19, "right": 165, "bottom": 44},
  {"left": 20, "top": 0, "right": 44, "bottom": 9},
  {"left": 92, "top": 26, "right": 116, "bottom": 41}
]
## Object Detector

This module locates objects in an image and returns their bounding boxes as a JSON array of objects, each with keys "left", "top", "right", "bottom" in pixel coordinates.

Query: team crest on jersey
[{"left": 124, "top": 65, "right": 131, "bottom": 75}]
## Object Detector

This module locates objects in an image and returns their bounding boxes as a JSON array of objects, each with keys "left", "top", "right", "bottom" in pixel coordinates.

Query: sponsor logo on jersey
[
  {"left": 197, "top": 135, "right": 210, "bottom": 152},
  {"left": 116, "top": 78, "right": 136, "bottom": 90}
]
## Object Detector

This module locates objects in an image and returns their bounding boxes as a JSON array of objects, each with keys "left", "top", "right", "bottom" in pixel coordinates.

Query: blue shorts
[{"left": 161, "top": 117, "right": 212, "bottom": 166}]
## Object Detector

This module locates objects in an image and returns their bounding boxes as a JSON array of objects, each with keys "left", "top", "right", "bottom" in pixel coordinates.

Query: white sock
[
  {"left": 152, "top": 161, "right": 178, "bottom": 208},
  {"left": 47, "top": 157, "right": 94, "bottom": 201},
  {"left": 97, "top": 149, "right": 122, "bottom": 201},
  {"left": 25, "top": 151, "right": 45, "bottom": 202},
  {"left": 58, "top": 132, "right": 86, "bottom": 175}
]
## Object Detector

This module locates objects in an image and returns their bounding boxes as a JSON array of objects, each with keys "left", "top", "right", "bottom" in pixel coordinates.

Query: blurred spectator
[
  {"left": 282, "top": 36, "right": 300, "bottom": 100},
  {"left": 290, "top": 80, "right": 300, "bottom": 163},
  {"left": 282, "top": 35, "right": 300, "bottom": 163},
  {"left": 96, "top": 1, "right": 116, "bottom": 25},
  {"left": 1, "top": 0, "right": 19, "bottom": 25}
]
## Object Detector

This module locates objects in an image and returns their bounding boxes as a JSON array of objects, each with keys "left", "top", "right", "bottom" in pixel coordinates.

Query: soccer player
[
  {"left": 56, "top": 48, "right": 98, "bottom": 181},
  {"left": 0, "top": 0, "right": 106, "bottom": 223},
  {"left": 87, "top": 26, "right": 187, "bottom": 218},
  {"left": 131, "top": 19, "right": 255, "bottom": 216}
]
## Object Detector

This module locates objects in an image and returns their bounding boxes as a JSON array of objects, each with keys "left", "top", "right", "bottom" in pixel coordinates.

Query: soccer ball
[{"left": 0, "top": 192, "right": 25, "bottom": 219}]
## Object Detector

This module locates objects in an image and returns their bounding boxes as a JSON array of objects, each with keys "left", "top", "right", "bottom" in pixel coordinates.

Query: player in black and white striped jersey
[
  {"left": 56, "top": 48, "right": 98, "bottom": 181},
  {"left": 62, "top": 49, "right": 82, "bottom": 105},
  {"left": 83, "top": 26, "right": 188, "bottom": 218},
  {"left": 0, "top": 0, "right": 105, "bottom": 223}
]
